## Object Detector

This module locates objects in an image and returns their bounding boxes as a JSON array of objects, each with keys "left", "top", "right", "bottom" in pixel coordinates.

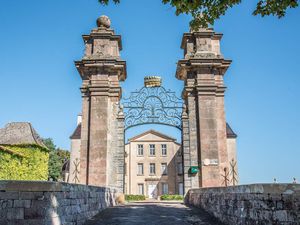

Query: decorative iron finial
[
  {"left": 97, "top": 15, "right": 111, "bottom": 28},
  {"left": 144, "top": 76, "right": 162, "bottom": 87}
]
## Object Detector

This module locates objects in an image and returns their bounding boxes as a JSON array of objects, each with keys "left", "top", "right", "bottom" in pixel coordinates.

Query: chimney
[{"left": 77, "top": 114, "right": 82, "bottom": 125}]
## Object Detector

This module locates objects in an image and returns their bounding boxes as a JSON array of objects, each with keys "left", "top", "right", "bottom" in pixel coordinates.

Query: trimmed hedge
[
  {"left": 160, "top": 194, "right": 184, "bottom": 201},
  {"left": 125, "top": 195, "right": 146, "bottom": 201}
]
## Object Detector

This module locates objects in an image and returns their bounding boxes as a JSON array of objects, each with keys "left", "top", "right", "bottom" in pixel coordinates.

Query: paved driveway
[{"left": 84, "top": 201, "right": 225, "bottom": 225}]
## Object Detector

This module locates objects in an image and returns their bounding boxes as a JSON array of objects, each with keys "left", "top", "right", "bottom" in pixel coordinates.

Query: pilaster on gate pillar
[
  {"left": 116, "top": 106, "right": 125, "bottom": 193},
  {"left": 75, "top": 15, "right": 127, "bottom": 190},
  {"left": 176, "top": 28, "right": 232, "bottom": 189},
  {"left": 182, "top": 105, "right": 193, "bottom": 193}
]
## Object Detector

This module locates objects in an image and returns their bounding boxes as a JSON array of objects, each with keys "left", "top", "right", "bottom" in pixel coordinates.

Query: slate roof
[
  {"left": 0, "top": 122, "right": 46, "bottom": 147},
  {"left": 226, "top": 123, "right": 237, "bottom": 138},
  {"left": 70, "top": 124, "right": 81, "bottom": 139}
]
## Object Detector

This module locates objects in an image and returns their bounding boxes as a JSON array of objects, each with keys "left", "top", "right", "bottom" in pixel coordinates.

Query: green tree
[
  {"left": 99, "top": 0, "right": 298, "bottom": 28},
  {"left": 43, "top": 138, "right": 56, "bottom": 151},
  {"left": 43, "top": 138, "right": 70, "bottom": 181},
  {"left": 57, "top": 148, "right": 70, "bottom": 162}
]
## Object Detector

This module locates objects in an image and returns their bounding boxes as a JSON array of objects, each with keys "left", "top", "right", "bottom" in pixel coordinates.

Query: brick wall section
[
  {"left": 185, "top": 184, "right": 300, "bottom": 225},
  {"left": 0, "top": 181, "right": 117, "bottom": 225}
]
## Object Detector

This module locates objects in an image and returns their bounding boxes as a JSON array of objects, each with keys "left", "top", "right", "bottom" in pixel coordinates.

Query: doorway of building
[{"left": 148, "top": 184, "right": 157, "bottom": 199}]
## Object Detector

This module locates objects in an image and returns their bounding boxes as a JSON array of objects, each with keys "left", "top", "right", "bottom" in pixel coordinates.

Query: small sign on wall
[{"left": 202, "top": 159, "right": 219, "bottom": 166}]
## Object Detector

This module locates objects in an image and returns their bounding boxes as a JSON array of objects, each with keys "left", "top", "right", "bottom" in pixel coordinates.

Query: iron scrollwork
[{"left": 122, "top": 86, "right": 183, "bottom": 130}]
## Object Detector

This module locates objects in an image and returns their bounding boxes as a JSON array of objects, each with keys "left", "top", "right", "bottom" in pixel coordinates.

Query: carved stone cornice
[
  {"left": 196, "top": 85, "right": 218, "bottom": 94},
  {"left": 75, "top": 59, "right": 127, "bottom": 81},
  {"left": 108, "top": 86, "right": 122, "bottom": 98},
  {"left": 176, "top": 58, "right": 231, "bottom": 81},
  {"left": 216, "top": 86, "right": 226, "bottom": 97},
  {"left": 80, "top": 87, "right": 90, "bottom": 97},
  {"left": 79, "top": 82, "right": 122, "bottom": 98}
]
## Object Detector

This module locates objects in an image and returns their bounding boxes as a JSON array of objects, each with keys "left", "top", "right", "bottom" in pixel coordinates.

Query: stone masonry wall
[
  {"left": 185, "top": 184, "right": 300, "bottom": 225},
  {"left": 0, "top": 181, "right": 117, "bottom": 225}
]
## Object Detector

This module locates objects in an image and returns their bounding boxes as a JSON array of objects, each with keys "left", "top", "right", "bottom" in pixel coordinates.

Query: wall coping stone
[
  {"left": 188, "top": 183, "right": 300, "bottom": 195},
  {"left": 0, "top": 180, "right": 117, "bottom": 192}
]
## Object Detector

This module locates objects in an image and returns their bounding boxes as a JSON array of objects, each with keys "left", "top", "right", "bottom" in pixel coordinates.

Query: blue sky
[{"left": 0, "top": 0, "right": 299, "bottom": 184}]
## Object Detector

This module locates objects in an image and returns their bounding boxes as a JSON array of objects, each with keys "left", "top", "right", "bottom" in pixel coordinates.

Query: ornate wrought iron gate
[{"left": 122, "top": 86, "right": 183, "bottom": 130}]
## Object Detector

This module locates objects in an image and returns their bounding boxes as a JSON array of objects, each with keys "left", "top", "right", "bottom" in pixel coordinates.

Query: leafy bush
[
  {"left": 0, "top": 144, "right": 49, "bottom": 180},
  {"left": 160, "top": 194, "right": 183, "bottom": 201},
  {"left": 125, "top": 195, "right": 146, "bottom": 201},
  {"left": 44, "top": 138, "right": 70, "bottom": 181}
]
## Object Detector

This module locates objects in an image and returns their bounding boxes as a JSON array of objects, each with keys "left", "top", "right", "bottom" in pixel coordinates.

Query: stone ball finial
[{"left": 97, "top": 15, "right": 111, "bottom": 28}]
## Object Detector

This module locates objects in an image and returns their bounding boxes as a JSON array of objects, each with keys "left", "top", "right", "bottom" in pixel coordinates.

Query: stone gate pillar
[
  {"left": 176, "top": 28, "right": 232, "bottom": 190},
  {"left": 75, "top": 15, "right": 126, "bottom": 192}
]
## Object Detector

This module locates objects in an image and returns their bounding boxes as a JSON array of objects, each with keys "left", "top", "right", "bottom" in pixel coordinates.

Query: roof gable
[
  {"left": 226, "top": 123, "right": 237, "bottom": 138},
  {"left": 129, "top": 130, "right": 176, "bottom": 142},
  {"left": 70, "top": 124, "right": 81, "bottom": 139}
]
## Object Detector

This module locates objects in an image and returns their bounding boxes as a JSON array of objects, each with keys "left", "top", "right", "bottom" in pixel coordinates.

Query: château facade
[{"left": 124, "top": 130, "right": 183, "bottom": 198}]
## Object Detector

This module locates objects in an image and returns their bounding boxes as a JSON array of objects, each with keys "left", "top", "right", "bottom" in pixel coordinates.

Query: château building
[
  {"left": 124, "top": 130, "right": 183, "bottom": 198},
  {"left": 69, "top": 119, "right": 238, "bottom": 198}
]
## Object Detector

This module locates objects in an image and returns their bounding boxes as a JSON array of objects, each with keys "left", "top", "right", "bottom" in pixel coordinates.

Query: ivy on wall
[{"left": 0, "top": 144, "right": 49, "bottom": 180}]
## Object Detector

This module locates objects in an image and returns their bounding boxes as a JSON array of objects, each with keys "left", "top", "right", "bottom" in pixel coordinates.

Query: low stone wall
[
  {"left": 185, "top": 184, "right": 300, "bottom": 225},
  {"left": 0, "top": 181, "right": 118, "bottom": 225}
]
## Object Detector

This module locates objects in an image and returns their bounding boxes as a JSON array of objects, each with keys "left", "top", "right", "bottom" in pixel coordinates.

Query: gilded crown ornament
[{"left": 144, "top": 76, "right": 162, "bottom": 87}]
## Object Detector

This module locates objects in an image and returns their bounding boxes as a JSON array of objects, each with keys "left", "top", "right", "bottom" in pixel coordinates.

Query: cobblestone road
[{"left": 84, "top": 201, "right": 225, "bottom": 225}]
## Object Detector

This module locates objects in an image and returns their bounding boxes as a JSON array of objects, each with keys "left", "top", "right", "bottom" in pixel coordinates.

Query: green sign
[{"left": 190, "top": 166, "right": 199, "bottom": 174}]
